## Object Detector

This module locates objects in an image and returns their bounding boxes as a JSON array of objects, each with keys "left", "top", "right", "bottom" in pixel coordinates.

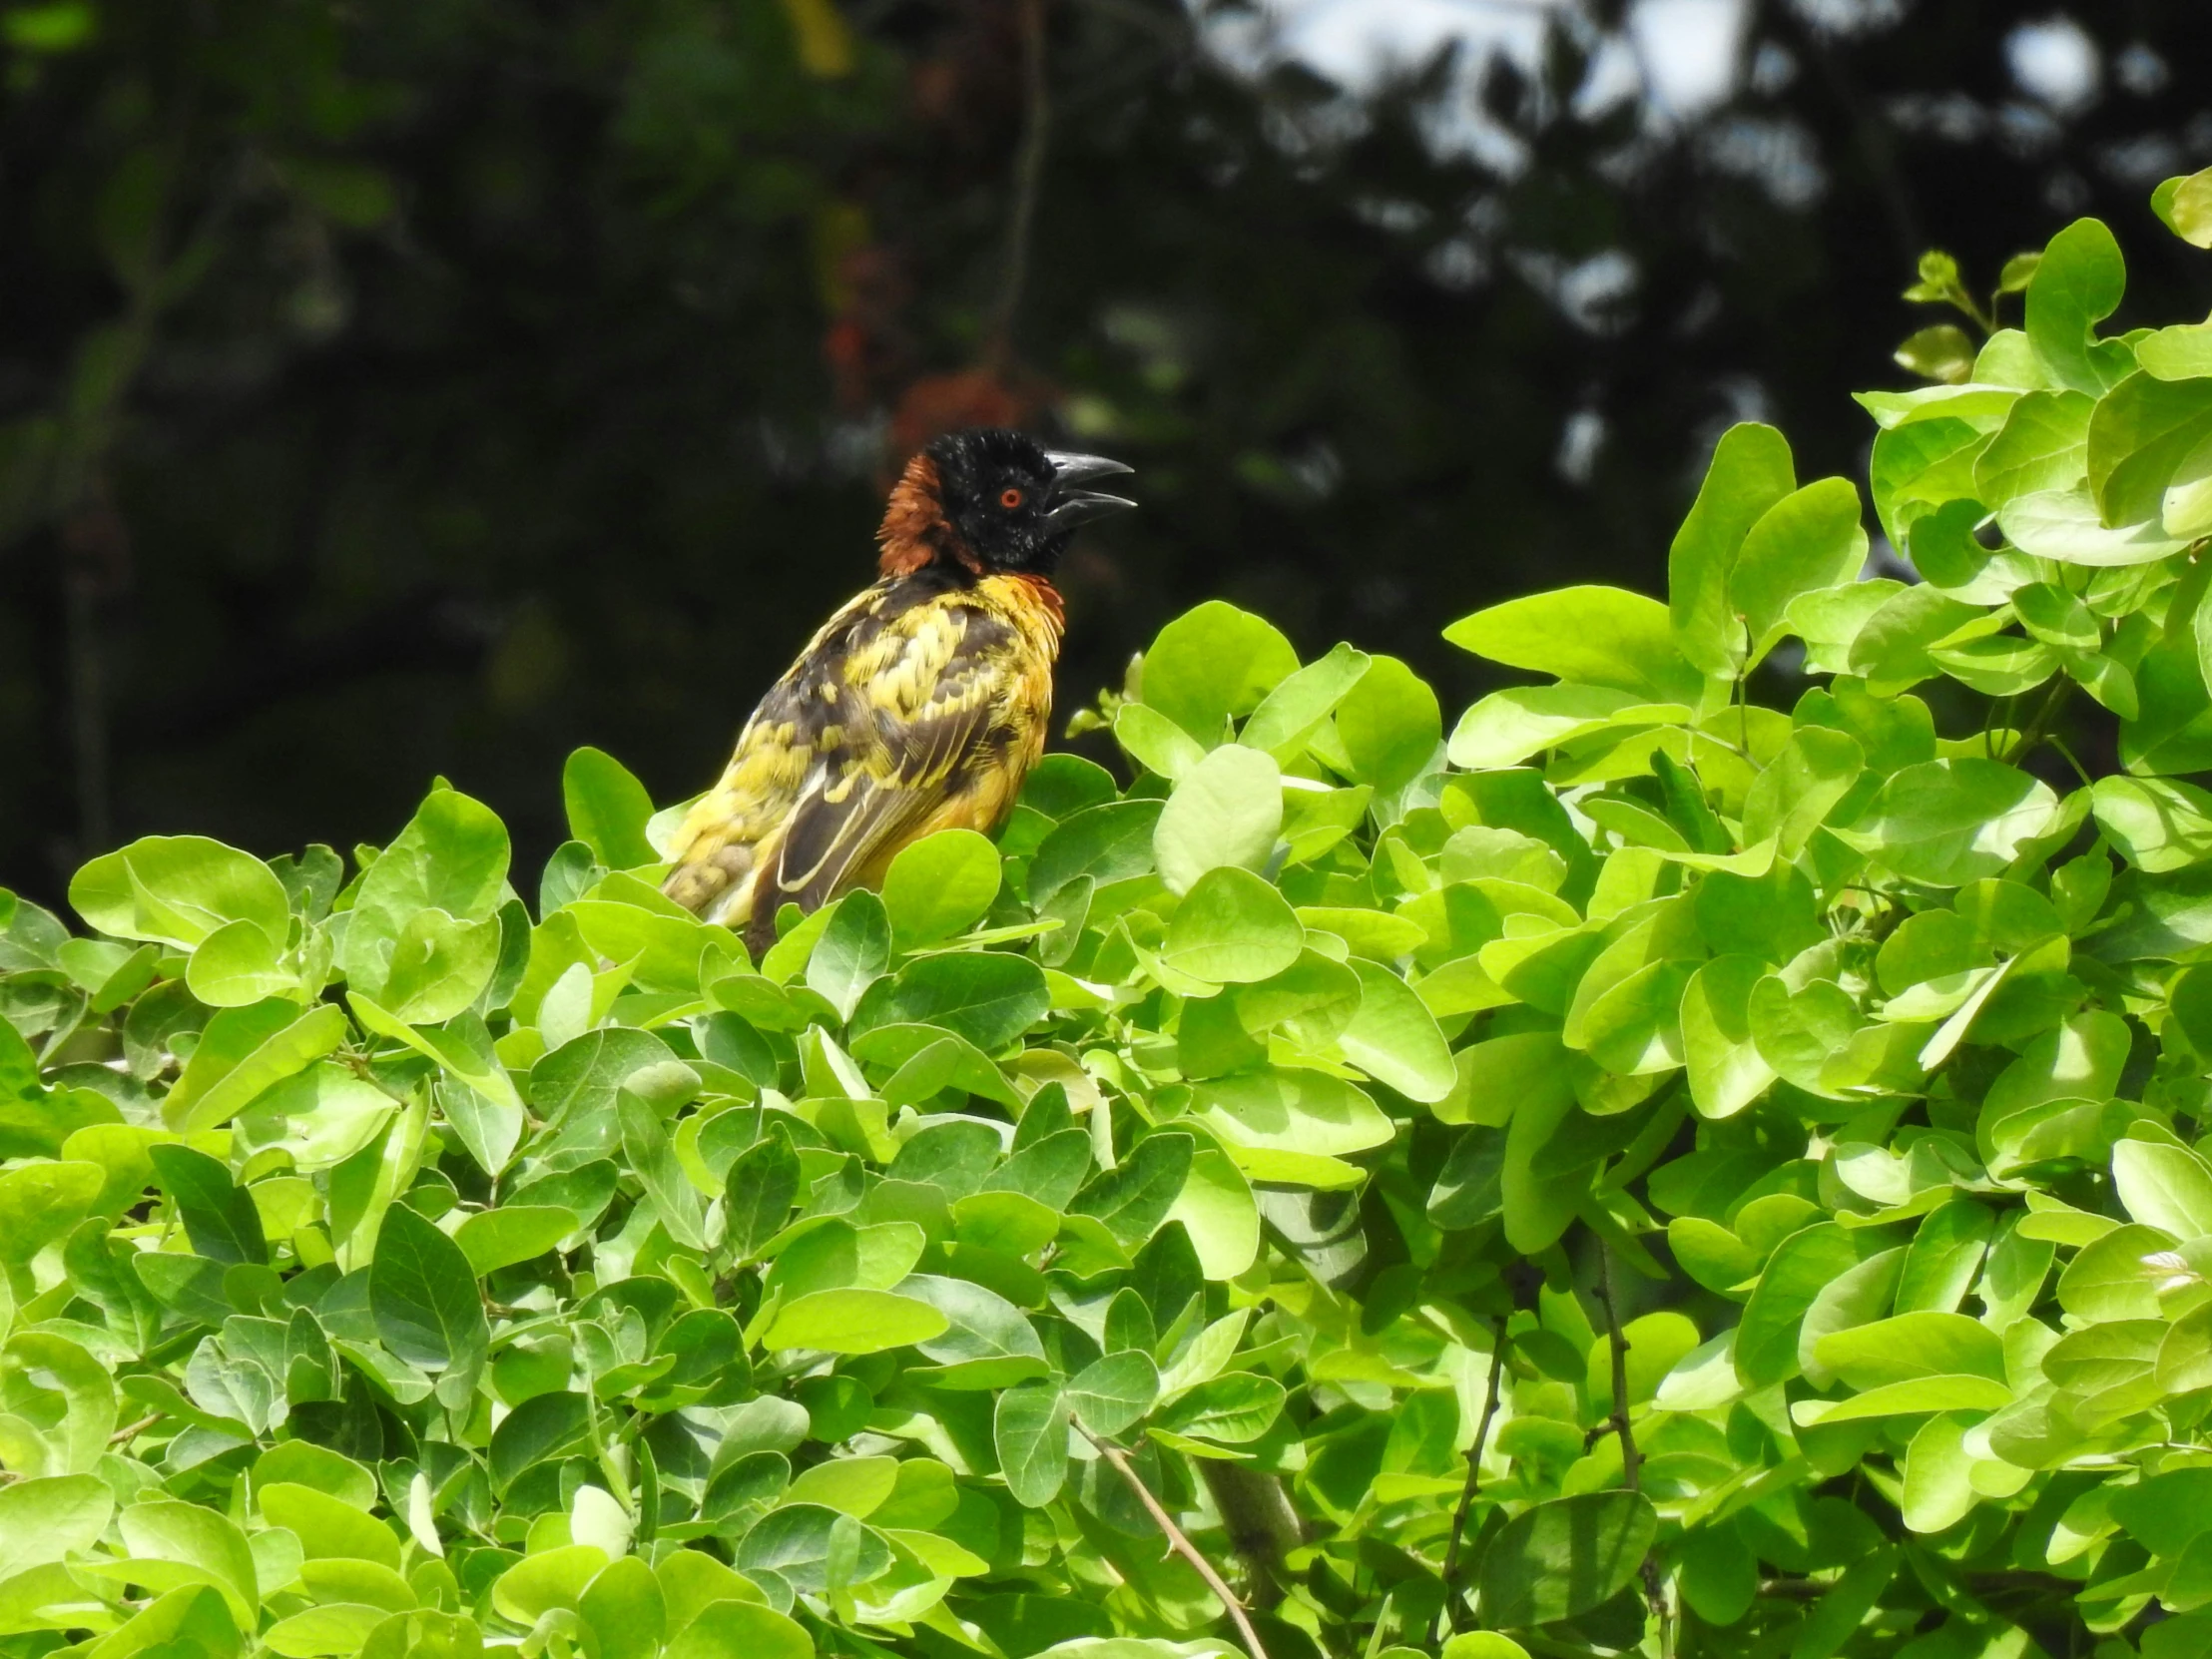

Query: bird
[{"left": 661, "top": 427, "right": 1134, "bottom": 959}]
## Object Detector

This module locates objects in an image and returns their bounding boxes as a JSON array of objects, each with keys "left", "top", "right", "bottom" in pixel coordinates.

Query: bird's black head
[{"left": 879, "top": 427, "right": 1134, "bottom": 578}]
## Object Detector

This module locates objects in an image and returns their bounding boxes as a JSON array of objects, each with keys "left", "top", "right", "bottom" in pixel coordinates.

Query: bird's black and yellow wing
[{"left": 662, "top": 573, "right": 1056, "bottom": 951}]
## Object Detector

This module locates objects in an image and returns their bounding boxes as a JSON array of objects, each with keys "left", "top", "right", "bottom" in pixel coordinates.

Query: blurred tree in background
[{"left": 2, "top": 0, "right": 2208, "bottom": 898}]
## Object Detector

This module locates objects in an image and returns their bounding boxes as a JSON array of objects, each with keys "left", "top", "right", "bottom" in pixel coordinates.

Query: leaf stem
[
  {"left": 2002, "top": 676, "right": 2075, "bottom": 768},
  {"left": 1597, "top": 1245, "right": 1670, "bottom": 1656},
  {"left": 109, "top": 1411, "right": 164, "bottom": 1445},
  {"left": 1080, "top": 1426, "right": 1271, "bottom": 1659},
  {"left": 1434, "top": 1317, "right": 1509, "bottom": 1641}
]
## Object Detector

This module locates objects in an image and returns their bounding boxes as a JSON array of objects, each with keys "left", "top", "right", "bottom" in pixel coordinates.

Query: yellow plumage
[{"left": 662, "top": 569, "right": 1063, "bottom": 955}]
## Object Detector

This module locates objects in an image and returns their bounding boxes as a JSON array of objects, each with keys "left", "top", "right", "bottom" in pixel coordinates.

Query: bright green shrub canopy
[{"left": 10, "top": 182, "right": 2212, "bottom": 1659}]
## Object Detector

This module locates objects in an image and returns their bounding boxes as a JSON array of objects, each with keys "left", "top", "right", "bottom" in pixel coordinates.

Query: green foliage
[{"left": 14, "top": 201, "right": 2212, "bottom": 1659}]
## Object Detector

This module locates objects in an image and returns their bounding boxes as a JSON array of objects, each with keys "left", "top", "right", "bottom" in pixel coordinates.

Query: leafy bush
[{"left": 11, "top": 181, "right": 2212, "bottom": 1659}]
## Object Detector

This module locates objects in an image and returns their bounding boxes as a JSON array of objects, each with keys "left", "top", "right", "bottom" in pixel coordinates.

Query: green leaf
[
  {"left": 850, "top": 952, "right": 1048, "bottom": 1052},
  {"left": 149, "top": 1144, "right": 268, "bottom": 1266},
  {"left": 336, "top": 788, "right": 511, "bottom": 1002},
  {"left": 0, "top": 1160, "right": 103, "bottom": 1264},
  {"left": 1066, "top": 1351, "right": 1159, "bottom": 1436},
  {"left": 992, "top": 1379, "right": 1070, "bottom": 1507},
  {"left": 368, "top": 1201, "right": 491, "bottom": 1375},
  {"left": 1191, "top": 1068, "right": 1391, "bottom": 1188},
  {"left": 762, "top": 1289, "right": 949, "bottom": 1355},
  {"left": 70, "top": 835, "right": 291, "bottom": 951},
  {"left": 1153, "top": 1372, "right": 1284, "bottom": 1442},
  {"left": 1736, "top": 1224, "right": 1865, "bottom": 1389},
  {"left": 1114, "top": 700, "right": 1209, "bottom": 781},
  {"left": 1999, "top": 484, "right": 2187, "bottom": 566},
  {"left": 2088, "top": 370, "right": 2212, "bottom": 530},
  {"left": 1027, "top": 801, "right": 1162, "bottom": 910},
  {"left": 0, "top": 1474, "right": 112, "bottom": 1579},
  {"left": 378, "top": 907, "right": 502, "bottom": 1025},
  {"left": 1444, "top": 585, "right": 1699, "bottom": 704},
  {"left": 1446, "top": 684, "right": 1686, "bottom": 772},
  {"left": 1669, "top": 422, "right": 1799, "bottom": 676},
  {"left": 1240, "top": 642, "right": 1372, "bottom": 759},
  {"left": 1791, "top": 1375, "right": 2012, "bottom": 1426},
  {"left": 807, "top": 890, "right": 890, "bottom": 1022},
  {"left": 1153, "top": 745, "right": 1282, "bottom": 895},
  {"left": 737, "top": 1502, "right": 890, "bottom": 1596},
  {"left": 1902, "top": 1414, "right": 1976, "bottom": 1534},
  {"left": 1741, "top": 726, "right": 1863, "bottom": 858},
  {"left": 1164, "top": 1143, "right": 1260, "bottom": 1280},
  {"left": 2057, "top": 1223, "right": 2174, "bottom": 1323},
  {"left": 1141, "top": 602, "right": 1301, "bottom": 743},
  {"left": 258, "top": 1481, "right": 402, "bottom": 1569},
  {"left": 1071, "top": 1133, "right": 1194, "bottom": 1248},
  {"left": 1161, "top": 865, "right": 1303, "bottom": 985},
  {"left": 580, "top": 1555, "right": 667, "bottom": 1659},
  {"left": 902, "top": 1274, "right": 1048, "bottom": 1387},
  {"left": 1813, "top": 1312, "right": 2006, "bottom": 1388},
  {"left": 2112, "top": 1138, "right": 2212, "bottom": 1238},
  {"left": 1729, "top": 477, "right": 1868, "bottom": 666},
  {"left": 2137, "top": 321, "right": 2212, "bottom": 381},
  {"left": 1474, "top": 1490, "right": 1658, "bottom": 1630},
  {"left": 564, "top": 747, "right": 659, "bottom": 868},
  {"left": 1440, "top": 1635, "right": 1530, "bottom": 1659},
  {"left": 1839, "top": 760, "right": 2060, "bottom": 886},
  {"left": 1334, "top": 655, "right": 1441, "bottom": 792},
  {"left": 453, "top": 1205, "right": 575, "bottom": 1275},
  {"left": 1869, "top": 418, "right": 1984, "bottom": 550},
  {"left": 1681, "top": 955, "right": 1777, "bottom": 1119},
  {"left": 2154, "top": 168, "right": 2212, "bottom": 249},
  {"left": 665, "top": 1599, "right": 814, "bottom": 1659},
  {"left": 162, "top": 1000, "right": 347, "bottom": 1133},
  {"left": 493, "top": 1543, "right": 608, "bottom": 1623},
  {"left": 1974, "top": 389, "right": 2094, "bottom": 506},
  {"left": 185, "top": 918, "right": 295, "bottom": 1007},
  {"left": 118, "top": 1498, "right": 261, "bottom": 1629},
  {"left": 1896, "top": 1200, "right": 1995, "bottom": 1315},
  {"left": 1334, "top": 959, "right": 1453, "bottom": 1102},
  {"left": 880, "top": 830, "right": 1001, "bottom": 946},
  {"left": 725, "top": 1125, "right": 802, "bottom": 1263},
  {"left": 2024, "top": 217, "right": 2131, "bottom": 394},
  {"left": 2092, "top": 775, "right": 2212, "bottom": 872},
  {"left": 1895, "top": 323, "right": 1976, "bottom": 384},
  {"left": 352, "top": 996, "right": 519, "bottom": 1111}
]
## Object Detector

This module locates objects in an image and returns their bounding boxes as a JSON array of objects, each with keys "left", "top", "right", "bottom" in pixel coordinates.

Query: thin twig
[
  {"left": 2002, "top": 676, "right": 2075, "bottom": 768},
  {"left": 1433, "top": 1318, "right": 1509, "bottom": 1642},
  {"left": 1080, "top": 1426, "right": 1271, "bottom": 1659},
  {"left": 110, "top": 1411, "right": 164, "bottom": 1445},
  {"left": 1598, "top": 1246, "right": 1670, "bottom": 1657},
  {"left": 984, "top": 0, "right": 1050, "bottom": 361}
]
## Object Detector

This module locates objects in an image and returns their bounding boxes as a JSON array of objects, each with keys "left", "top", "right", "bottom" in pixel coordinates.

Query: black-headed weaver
[{"left": 662, "top": 428, "right": 1134, "bottom": 956}]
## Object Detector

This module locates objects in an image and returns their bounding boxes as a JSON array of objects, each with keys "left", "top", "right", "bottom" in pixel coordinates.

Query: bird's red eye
[{"left": 999, "top": 487, "right": 1024, "bottom": 509}]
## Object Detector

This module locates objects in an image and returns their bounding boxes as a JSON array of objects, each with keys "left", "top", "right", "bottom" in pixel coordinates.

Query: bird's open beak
[{"left": 1042, "top": 450, "right": 1136, "bottom": 533}]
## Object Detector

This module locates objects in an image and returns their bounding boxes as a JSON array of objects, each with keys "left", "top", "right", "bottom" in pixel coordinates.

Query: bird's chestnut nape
[{"left": 884, "top": 427, "right": 1134, "bottom": 576}]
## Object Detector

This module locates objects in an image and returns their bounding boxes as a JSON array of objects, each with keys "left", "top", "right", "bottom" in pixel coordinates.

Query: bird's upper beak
[{"left": 1042, "top": 450, "right": 1136, "bottom": 534}]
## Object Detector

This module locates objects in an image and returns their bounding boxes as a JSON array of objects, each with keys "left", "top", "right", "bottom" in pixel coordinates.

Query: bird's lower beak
[{"left": 1043, "top": 450, "right": 1136, "bottom": 533}]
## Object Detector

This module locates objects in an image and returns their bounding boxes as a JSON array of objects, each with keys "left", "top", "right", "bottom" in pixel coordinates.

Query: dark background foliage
[{"left": 3, "top": 0, "right": 2209, "bottom": 899}]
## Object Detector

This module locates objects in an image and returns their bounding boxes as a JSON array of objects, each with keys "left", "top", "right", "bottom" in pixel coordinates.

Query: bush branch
[
  {"left": 1434, "top": 1317, "right": 1508, "bottom": 1641},
  {"left": 1598, "top": 1245, "right": 1670, "bottom": 1655},
  {"left": 1081, "top": 1425, "right": 1270, "bottom": 1659}
]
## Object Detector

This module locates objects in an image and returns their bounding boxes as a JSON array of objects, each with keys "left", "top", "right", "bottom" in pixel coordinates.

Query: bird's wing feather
[
  {"left": 766, "top": 598, "right": 1014, "bottom": 913},
  {"left": 660, "top": 587, "right": 885, "bottom": 920}
]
